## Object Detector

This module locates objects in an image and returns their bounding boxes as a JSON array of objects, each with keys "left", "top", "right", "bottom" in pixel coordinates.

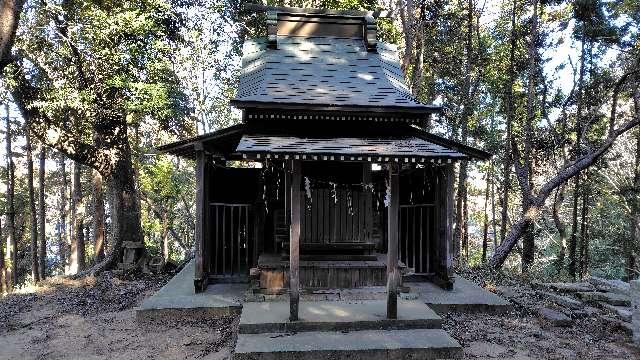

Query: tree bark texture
[
  {"left": 58, "top": 153, "right": 68, "bottom": 271},
  {"left": 26, "top": 124, "right": 39, "bottom": 282},
  {"left": 92, "top": 169, "right": 105, "bottom": 262},
  {"left": 38, "top": 146, "right": 46, "bottom": 278},
  {"left": 69, "top": 161, "right": 85, "bottom": 274},
  {"left": 5, "top": 103, "right": 16, "bottom": 288},
  {"left": 0, "top": 0, "right": 25, "bottom": 71}
]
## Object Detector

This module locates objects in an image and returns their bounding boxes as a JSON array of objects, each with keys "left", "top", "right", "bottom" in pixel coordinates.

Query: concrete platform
[
  {"left": 239, "top": 299, "right": 442, "bottom": 334},
  {"left": 234, "top": 329, "right": 463, "bottom": 360},
  {"left": 409, "top": 276, "right": 512, "bottom": 314},
  {"left": 135, "top": 260, "right": 245, "bottom": 322}
]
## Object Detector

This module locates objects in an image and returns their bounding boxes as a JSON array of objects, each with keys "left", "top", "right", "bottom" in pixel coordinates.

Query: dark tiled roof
[
  {"left": 236, "top": 134, "right": 466, "bottom": 160},
  {"left": 234, "top": 36, "right": 437, "bottom": 110}
]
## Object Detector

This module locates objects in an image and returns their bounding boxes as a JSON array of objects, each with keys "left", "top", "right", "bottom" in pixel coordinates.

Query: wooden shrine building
[{"left": 159, "top": 6, "right": 490, "bottom": 320}]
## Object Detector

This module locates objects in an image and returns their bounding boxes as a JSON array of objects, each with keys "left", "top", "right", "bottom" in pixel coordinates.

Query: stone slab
[
  {"left": 631, "top": 280, "right": 640, "bottom": 344},
  {"left": 598, "top": 302, "right": 632, "bottom": 322},
  {"left": 239, "top": 299, "right": 441, "bottom": 334},
  {"left": 135, "top": 260, "right": 244, "bottom": 322},
  {"left": 540, "top": 282, "right": 596, "bottom": 293},
  {"left": 409, "top": 276, "right": 512, "bottom": 314},
  {"left": 233, "top": 329, "right": 463, "bottom": 360},
  {"left": 539, "top": 291, "right": 584, "bottom": 310},
  {"left": 588, "top": 276, "right": 630, "bottom": 296},
  {"left": 576, "top": 291, "right": 631, "bottom": 306}
]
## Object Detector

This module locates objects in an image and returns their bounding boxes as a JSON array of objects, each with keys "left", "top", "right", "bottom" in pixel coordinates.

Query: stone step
[
  {"left": 233, "top": 329, "right": 463, "bottom": 360},
  {"left": 240, "top": 299, "right": 442, "bottom": 334}
]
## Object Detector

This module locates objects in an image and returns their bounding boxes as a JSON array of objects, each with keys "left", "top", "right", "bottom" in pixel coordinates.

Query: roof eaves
[
  {"left": 230, "top": 99, "right": 443, "bottom": 114},
  {"left": 406, "top": 125, "right": 492, "bottom": 161}
]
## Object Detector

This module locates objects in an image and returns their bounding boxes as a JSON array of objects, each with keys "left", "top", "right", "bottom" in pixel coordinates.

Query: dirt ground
[{"left": 0, "top": 272, "right": 639, "bottom": 360}]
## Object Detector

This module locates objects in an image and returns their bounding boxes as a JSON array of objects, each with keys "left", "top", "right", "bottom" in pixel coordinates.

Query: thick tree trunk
[
  {"left": 69, "top": 161, "right": 85, "bottom": 274},
  {"left": 519, "top": 0, "right": 539, "bottom": 273},
  {"left": 92, "top": 169, "right": 105, "bottom": 262},
  {"left": 0, "top": 0, "right": 25, "bottom": 72},
  {"left": 26, "top": 125, "right": 40, "bottom": 282},
  {"left": 58, "top": 153, "right": 68, "bottom": 271},
  {"left": 5, "top": 103, "right": 16, "bottom": 288},
  {"left": 38, "top": 146, "right": 46, "bottom": 278}
]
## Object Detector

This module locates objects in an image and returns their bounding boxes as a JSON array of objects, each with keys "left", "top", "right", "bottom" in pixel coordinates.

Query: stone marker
[
  {"left": 576, "top": 291, "right": 631, "bottom": 306},
  {"left": 632, "top": 280, "right": 639, "bottom": 345},
  {"left": 539, "top": 291, "right": 584, "bottom": 310},
  {"left": 588, "top": 276, "right": 630, "bottom": 296},
  {"left": 538, "top": 307, "right": 572, "bottom": 327}
]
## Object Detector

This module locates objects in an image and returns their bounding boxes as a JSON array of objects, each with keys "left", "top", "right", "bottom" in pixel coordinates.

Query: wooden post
[
  {"left": 289, "top": 159, "right": 301, "bottom": 321},
  {"left": 387, "top": 163, "right": 399, "bottom": 319},
  {"left": 194, "top": 144, "right": 208, "bottom": 292}
]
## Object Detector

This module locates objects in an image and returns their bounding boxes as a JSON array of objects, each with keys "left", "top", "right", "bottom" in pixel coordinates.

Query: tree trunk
[
  {"left": 0, "top": 0, "right": 26, "bottom": 72},
  {"left": 69, "top": 161, "right": 85, "bottom": 274},
  {"left": 58, "top": 153, "right": 68, "bottom": 271},
  {"left": 5, "top": 103, "right": 16, "bottom": 288},
  {"left": 568, "top": 175, "right": 580, "bottom": 280},
  {"left": 482, "top": 165, "right": 491, "bottom": 262},
  {"left": 92, "top": 169, "right": 105, "bottom": 262},
  {"left": 26, "top": 124, "right": 39, "bottom": 282},
  {"left": 0, "top": 218, "right": 5, "bottom": 293},
  {"left": 162, "top": 211, "right": 169, "bottom": 261},
  {"left": 491, "top": 161, "right": 498, "bottom": 253},
  {"left": 627, "top": 89, "right": 640, "bottom": 281},
  {"left": 520, "top": 0, "right": 539, "bottom": 273},
  {"left": 500, "top": 0, "right": 518, "bottom": 246},
  {"left": 553, "top": 185, "right": 568, "bottom": 273},
  {"left": 579, "top": 182, "right": 589, "bottom": 279},
  {"left": 38, "top": 146, "right": 46, "bottom": 279}
]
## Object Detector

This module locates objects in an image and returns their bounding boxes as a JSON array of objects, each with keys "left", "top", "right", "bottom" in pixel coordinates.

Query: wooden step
[{"left": 233, "top": 329, "right": 463, "bottom": 360}]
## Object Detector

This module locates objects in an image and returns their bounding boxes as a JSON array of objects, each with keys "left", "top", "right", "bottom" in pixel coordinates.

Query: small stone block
[{"left": 538, "top": 307, "right": 572, "bottom": 327}]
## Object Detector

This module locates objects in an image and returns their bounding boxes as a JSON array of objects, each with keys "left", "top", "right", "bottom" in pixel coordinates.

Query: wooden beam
[
  {"left": 289, "top": 159, "right": 302, "bottom": 321},
  {"left": 386, "top": 163, "right": 399, "bottom": 319},
  {"left": 194, "top": 148, "right": 208, "bottom": 292}
]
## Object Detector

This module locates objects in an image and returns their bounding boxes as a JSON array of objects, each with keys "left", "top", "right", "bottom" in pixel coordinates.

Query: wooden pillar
[
  {"left": 194, "top": 144, "right": 209, "bottom": 293},
  {"left": 387, "top": 163, "right": 399, "bottom": 319},
  {"left": 289, "top": 159, "right": 301, "bottom": 321}
]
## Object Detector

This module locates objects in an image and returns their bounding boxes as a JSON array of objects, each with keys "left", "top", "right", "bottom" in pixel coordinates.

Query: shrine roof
[
  {"left": 231, "top": 36, "right": 440, "bottom": 114},
  {"left": 156, "top": 123, "right": 491, "bottom": 161}
]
